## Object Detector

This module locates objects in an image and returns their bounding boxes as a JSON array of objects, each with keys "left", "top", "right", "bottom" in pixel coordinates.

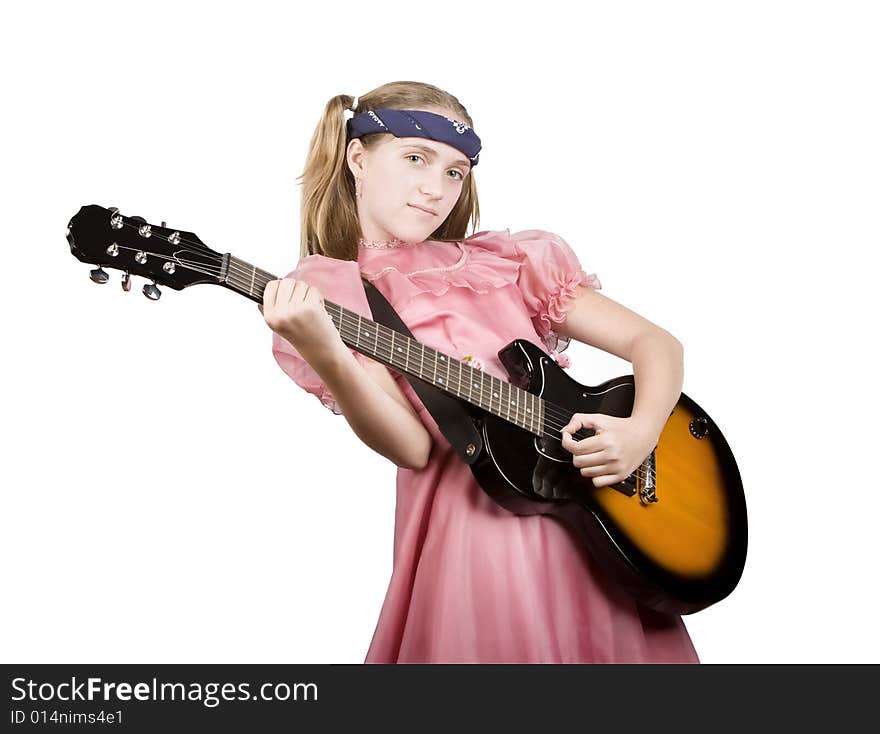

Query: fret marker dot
[
  {"left": 438, "top": 378, "right": 444, "bottom": 384},
  {"left": 493, "top": 392, "right": 498, "bottom": 398},
  {"left": 440, "top": 356, "right": 445, "bottom": 361}
]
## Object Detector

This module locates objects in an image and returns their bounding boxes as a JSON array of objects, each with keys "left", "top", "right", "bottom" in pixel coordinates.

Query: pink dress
[{"left": 272, "top": 228, "right": 700, "bottom": 664}]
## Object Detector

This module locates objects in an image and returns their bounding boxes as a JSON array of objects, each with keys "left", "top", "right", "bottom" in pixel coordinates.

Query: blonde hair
[{"left": 296, "top": 80, "right": 481, "bottom": 260}]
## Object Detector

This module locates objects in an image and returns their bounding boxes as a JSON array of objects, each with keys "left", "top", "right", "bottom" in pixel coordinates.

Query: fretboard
[{"left": 225, "top": 254, "right": 547, "bottom": 435}]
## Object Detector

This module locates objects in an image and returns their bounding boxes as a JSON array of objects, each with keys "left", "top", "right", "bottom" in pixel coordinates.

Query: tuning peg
[
  {"left": 142, "top": 280, "right": 161, "bottom": 301},
  {"left": 89, "top": 266, "right": 109, "bottom": 284},
  {"left": 121, "top": 271, "right": 131, "bottom": 291}
]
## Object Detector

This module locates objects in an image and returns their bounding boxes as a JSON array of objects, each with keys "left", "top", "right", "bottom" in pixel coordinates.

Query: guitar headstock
[{"left": 66, "top": 204, "right": 226, "bottom": 299}]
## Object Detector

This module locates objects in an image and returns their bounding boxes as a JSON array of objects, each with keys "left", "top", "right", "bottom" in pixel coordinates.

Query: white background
[{"left": 1, "top": 1, "right": 877, "bottom": 663}]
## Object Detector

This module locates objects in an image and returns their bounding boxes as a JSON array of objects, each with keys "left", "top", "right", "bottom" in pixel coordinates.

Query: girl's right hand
[{"left": 259, "top": 278, "right": 343, "bottom": 358}]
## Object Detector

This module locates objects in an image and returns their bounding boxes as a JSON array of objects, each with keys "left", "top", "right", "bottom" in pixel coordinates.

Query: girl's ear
[{"left": 346, "top": 138, "right": 368, "bottom": 179}]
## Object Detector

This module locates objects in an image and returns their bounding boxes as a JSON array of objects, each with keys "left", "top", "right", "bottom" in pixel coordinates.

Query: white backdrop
[{"left": 2, "top": 0, "right": 877, "bottom": 663}]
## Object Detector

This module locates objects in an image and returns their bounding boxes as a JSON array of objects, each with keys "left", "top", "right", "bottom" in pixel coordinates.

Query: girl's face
[{"left": 346, "top": 107, "right": 472, "bottom": 243}]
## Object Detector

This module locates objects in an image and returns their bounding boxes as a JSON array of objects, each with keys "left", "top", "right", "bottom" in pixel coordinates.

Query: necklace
[{"left": 357, "top": 236, "right": 419, "bottom": 249}]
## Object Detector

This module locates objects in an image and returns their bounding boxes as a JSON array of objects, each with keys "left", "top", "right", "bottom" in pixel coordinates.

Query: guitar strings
[{"left": 106, "top": 218, "right": 657, "bottom": 483}]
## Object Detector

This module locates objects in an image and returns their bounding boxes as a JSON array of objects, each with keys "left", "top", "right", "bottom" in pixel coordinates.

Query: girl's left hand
[{"left": 560, "top": 414, "right": 659, "bottom": 489}]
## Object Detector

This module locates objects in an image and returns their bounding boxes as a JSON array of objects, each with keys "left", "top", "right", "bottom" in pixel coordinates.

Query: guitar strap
[{"left": 361, "top": 277, "right": 484, "bottom": 465}]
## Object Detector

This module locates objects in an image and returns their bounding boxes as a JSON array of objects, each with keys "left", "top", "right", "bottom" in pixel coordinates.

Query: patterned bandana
[{"left": 346, "top": 108, "right": 482, "bottom": 168}]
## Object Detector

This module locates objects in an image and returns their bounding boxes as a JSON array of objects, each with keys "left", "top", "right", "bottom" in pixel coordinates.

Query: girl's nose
[{"left": 419, "top": 172, "right": 445, "bottom": 198}]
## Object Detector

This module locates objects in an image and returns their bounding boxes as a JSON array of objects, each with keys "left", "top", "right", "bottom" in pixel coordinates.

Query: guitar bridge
[
  {"left": 637, "top": 450, "right": 658, "bottom": 505},
  {"left": 610, "top": 450, "right": 657, "bottom": 502}
]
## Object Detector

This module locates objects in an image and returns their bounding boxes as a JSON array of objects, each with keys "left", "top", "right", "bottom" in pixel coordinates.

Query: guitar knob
[
  {"left": 142, "top": 281, "right": 161, "bottom": 300},
  {"left": 121, "top": 271, "right": 131, "bottom": 291},
  {"left": 89, "top": 266, "right": 109, "bottom": 284}
]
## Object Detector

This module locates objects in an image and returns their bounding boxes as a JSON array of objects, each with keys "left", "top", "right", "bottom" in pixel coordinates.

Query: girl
[{"left": 260, "top": 81, "right": 699, "bottom": 664}]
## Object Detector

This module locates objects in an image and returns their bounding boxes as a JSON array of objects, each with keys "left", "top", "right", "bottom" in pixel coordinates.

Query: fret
[
  {"left": 434, "top": 353, "right": 444, "bottom": 389},
  {"left": 331, "top": 303, "right": 342, "bottom": 336},
  {"left": 375, "top": 323, "right": 384, "bottom": 362},
  {"left": 341, "top": 308, "right": 352, "bottom": 345},
  {"left": 378, "top": 323, "right": 391, "bottom": 363},
  {"left": 226, "top": 256, "right": 244, "bottom": 295},
  {"left": 508, "top": 383, "right": 517, "bottom": 427},
  {"left": 354, "top": 312, "right": 366, "bottom": 355},
  {"left": 511, "top": 384, "right": 520, "bottom": 428},
  {"left": 390, "top": 330, "right": 406, "bottom": 371},
  {"left": 474, "top": 368, "right": 481, "bottom": 409},
  {"left": 355, "top": 313, "right": 363, "bottom": 355},
  {"left": 352, "top": 313, "right": 361, "bottom": 348},
  {"left": 419, "top": 342, "right": 425, "bottom": 382},
  {"left": 340, "top": 308, "right": 351, "bottom": 346},
  {"left": 251, "top": 266, "right": 270, "bottom": 296},
  {"left": 397, "top": 332, "right": 407, "bottom": 368},
  {"left": 328, "top": 302, "right": 341, "bottom": 332}
]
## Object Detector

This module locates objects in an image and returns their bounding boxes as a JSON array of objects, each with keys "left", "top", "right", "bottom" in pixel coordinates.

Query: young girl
[{"left": 260, "top": 81, "right": 699, "bottom": 664}]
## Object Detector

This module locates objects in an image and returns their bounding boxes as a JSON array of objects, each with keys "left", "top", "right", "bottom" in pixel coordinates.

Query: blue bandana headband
[{"left": 345, "top": 108, "right": 482, "bottom": 168}]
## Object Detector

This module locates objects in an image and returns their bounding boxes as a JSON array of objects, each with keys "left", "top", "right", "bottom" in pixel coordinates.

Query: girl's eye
[{"left": 407, "top": 154, "right": 464, "bottom": 181}]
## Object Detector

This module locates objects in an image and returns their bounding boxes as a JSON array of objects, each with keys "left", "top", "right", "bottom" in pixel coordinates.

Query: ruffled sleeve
[
  {"left": 464, "top": 229, "right": 602, "bottom": 363},
  {"left": 271, "top": 254, "right": 374, "bottom": 415}
]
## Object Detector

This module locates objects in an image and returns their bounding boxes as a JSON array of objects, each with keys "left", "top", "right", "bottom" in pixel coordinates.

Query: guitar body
[{"left": 464, "top": 339, "right": 747, "bottom": 615}]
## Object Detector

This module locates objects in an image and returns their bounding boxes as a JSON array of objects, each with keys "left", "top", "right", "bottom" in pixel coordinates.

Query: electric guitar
[{"left": 66, "top": 204, "right": 747, "bottom": 615}]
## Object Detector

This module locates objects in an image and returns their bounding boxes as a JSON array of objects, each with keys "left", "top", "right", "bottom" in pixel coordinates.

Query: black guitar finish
[{"left": 462, "top": 339, "right": 747, "bottom": 615}]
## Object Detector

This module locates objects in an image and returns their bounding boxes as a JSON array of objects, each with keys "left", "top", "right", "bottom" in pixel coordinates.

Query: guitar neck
[{"left": 225, "top": 254, "right": 546, "bottom": 436}]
